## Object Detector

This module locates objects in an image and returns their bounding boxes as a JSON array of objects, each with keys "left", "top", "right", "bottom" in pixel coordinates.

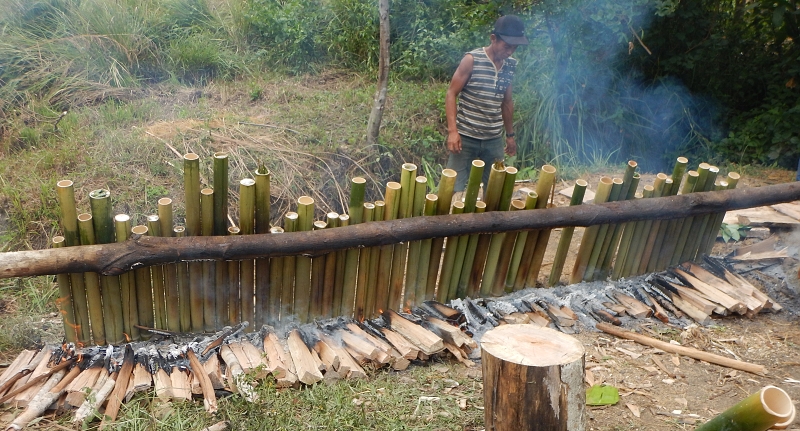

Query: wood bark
[
  {"left": 481, "top": 324, "right": 585, "bottom": 431},
  {"left": 365, "top": 0, "right": 390, "bottom": 147},
  {"left": 1, "top": 182, "right": 799, "bottom": 278}
]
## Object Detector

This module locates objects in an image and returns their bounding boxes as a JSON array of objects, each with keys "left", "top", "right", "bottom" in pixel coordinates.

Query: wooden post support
[{"left": 481, "top": 324, "right": 585, "bottom": 431}]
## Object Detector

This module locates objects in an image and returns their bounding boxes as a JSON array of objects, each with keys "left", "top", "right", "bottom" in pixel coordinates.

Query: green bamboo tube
[
  {"left": 213, "top": 152, "right": 229, "bottom": 235},
  {"left": 695, "top": 386, "right": 793, "bottom": 431},
  {"left": 404, "top": 176, "right": 428, "bottom": 308},
  {"left": 228, "top": 226, "right": 242, "bottom": 323},
  {"left": 240, "top": 179, "right": 257, "bottom": 328},
  {"left": 157, "top": 198, "right": 181, "bottom": 332},
  {"left": 348, "top": 177, "right": 367, "bottom": 224},
  {"left": 56, "top": 181, "right": 89, "bottom": 343},
  {"left": 77, "top": 214, "right": 105, "bottom": 345},
  {"left": 633, "top": 173, "right": 667, "bottom": 275},
  {"left": 548, "top": 179, "right": 588, "bottom": 286},
  {"left": 310, "top": 220, "right": 328, "bottom": 319},
  {"left": 56, "top": 180, "right": 79, "bottom": 247},
  {"left": 598, "top": 172, "right": 640, "bottom": 278},
  {"left": 627, "top": 184, "right": 661, "bottom": 277},
  {"left": 417, "top": 194, "right": 438, "bottom": 302},
  {"left": 525, "top": 165, "right": 559, "bottom": 286},
  {"left": 513, "top": 165, "right": 557, "bottom": 289},
  {"left": 486, "top": 200, "right": 526, "bottom": 296},
  {"left": 506, "top": 191, "right": 538, "bottom": 290},
  {"left": 462, "top": 160, "right": 485, "bottom": 212},
  {"left": 341, "top": 178, "right": 367, "bottom": 318},
  {"left": 267, "top": 226, "right": 282, "bottom": 321},
  {"left": 184, "top": 153, "right": 201, "bottom": 236},
  {"left": 281, "top": 212, "right": 298, "bottom": 321},
  {"left": 88, "top": 190, "right": 123, "bottom": 344},
  {"left": 657, "top": 169, "right": 700, "bottom": 269},
  {"left": 158, "top": 198, "right": 174, "bottom": 238},
  {"left": 425, "top": 169, "right": 457, "bottom": 298},
  {"left": 377, "top": 183, "right": 401, "bottom": 313},
  {"left": 131, "top": 225, "right": 153, "bottom": 340},
  {"left": 670, "top": 156, "right": 689, "bottom": 193},
  {"left": 618, "top": 186, "right": 654, "bottom": 278},
  {"left": 354, "top": 203, "right": 375, "bottom": 319},
  {"left": 388, "top": 236, "right": 408, "bottom": 311},
  {"left": 174, "top": 226, "right": 191, "bottom": 331},
  {"left": 498, "top": 166, "right": 518, "bottom": 212},
  {"left": 669, "top": 164, "right": 710, "bottom": 266},
  {"left": 436, "top": 201, "right": 465, "bottom": 303},
  {"left": 295, "top": 196, "right": 314, "bottom": 323},
  {"left": 582, "top": 178, "right": 624, "bottom": 281},
  {"left": 145, "top": 215, "right": 168, "bottom": 330},
  {"left": 113, "top": 214, "right": 139, "bottom": 341},
  {"left": 365, "top": 202, "right": 384, "bottom": 318},
  {"left": 255, "top": 165, "right": 271, "bottom": 325},
  {"left": 645, "top": 178, "right": 674, "bottom": 273},
  {"left": 699, "top": 172, "right": 740, "bottom": 258},
  {"left": 569, "top": 177, "right": 614, "bottom": 284},
  {"left": 334, "top": 214, "right": 348, "bottom": 315},
  {"left": 680, "top": 165, "right": 719, "bottom": 262},
  {"left": 52, "top": 236, "right": 78, "bottom": 343},
  {"left": 200, "top": 188, "right": 217, "bottom": 331},
  {"left": 323, "top": 214, "right": 340, "bottom": 317},
  {"left": 399, "top": 163, "right": 417, "bottom": 219}
]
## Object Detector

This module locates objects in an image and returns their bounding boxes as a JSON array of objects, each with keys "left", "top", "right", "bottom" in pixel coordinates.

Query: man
[{"left": 445, "top": 15, "right": 528, "bottom": 192}]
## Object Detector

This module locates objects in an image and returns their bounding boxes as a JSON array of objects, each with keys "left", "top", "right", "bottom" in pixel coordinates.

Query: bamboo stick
[
  {"left": 525, "top": 164, "right": 558, "bottom": 286},
  {"left": 228, "top": 226, "right": 242, "bottom": 323},
  {"left": 698, "top": 172, "right": 740, "bottom": 258},
  {"left": 680, "top": 166, "right": 720, "bottom": 262},
  {"left": 281, "top": 212, "right": 298, "bottom": 321},
  {"left": 146, "top": 215, "right": 168, "bottom": 330},
  {"left": 365, "top": 202, "right": 384, "bottom": 318},
  {"left": 295, "top": 196, "right": 314, "bottom": 323},
  {"left": 669, "top": 165, "right": 709, "bottom": 266},
  {"left": 404, "top": 175, "right": 428, "bottom": 308},
  {"left": 487, "top": 200, "right": 526, "bottom": 296},
  {"left": 355, "top": 203, "right": 375, "bottom": 320},
  {"left": 376, "top": 183, "right": 401, "bottom": 313},
  {"left": 89, "top": 189, "right": 123, "bottom": 344},
  {"left": 130, "top": 224, "right": 154, "bottom": 340},
  {"left": 596, "top": 161, "right": 638, "bottom": 277},
  {"left": 437, "top": 201, "right": 465, "bottom": 302},
  {"left": 333, "top": 214, "right": 348, "bottom": 315},
  {"left": 213, "top": 152, "right": 229, "bottom": 236},
  {"left": 158, "top": 198, "right": 181, "bottom": 333},
  {"left": 255, "top": 165, "right": 271, "bottom": 325},
  {"left": 240, "top": 179, "right": 256, "bottom": 328},
  {"left": 341, "top": 177, "right": 367, "bottom": 318},
  {"left": 506, "top": 191, "right": 537, "bottom": 290},
  {"left": 425, "top": 169, "right": 457, "bottom": 300},
  {"left": 311, "top": 220, "right": 328, "bottom": 319},
  {"left": 184, "top": 153, "right": 201, "bottom": 236},
  {"left": 200, "top": 188, "right": 217, "bottom": 331},
  {"left": 173, "top": 226, "right": 191, "bottom": 331},
  {"left": 548, "top": 179, "right": 588, "bottom": 286},
  {"left": 52, "top": 237, "right": 78, "bottom": 343},
  {"left": 416, "top": 194, "right": 438, "bottom": 303},
  {"left": 113, "top": 214, "right": 139, "bottom": 341},
  {"left": 644, "top": 178, "right": 674, "bottom": 273},
  {"left": 77, "top": 213, "right": 106, "bottom": 345},
  {"left": 569, "top": 177, "right": 613, "bottom": 284}
]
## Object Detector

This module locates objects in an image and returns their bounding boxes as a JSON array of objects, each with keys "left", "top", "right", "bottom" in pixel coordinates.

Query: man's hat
[{"left": 493, "top": 15, "right": 529, "bottom": 46}]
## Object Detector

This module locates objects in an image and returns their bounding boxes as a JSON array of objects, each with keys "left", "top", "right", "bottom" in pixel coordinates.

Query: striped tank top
[{"left": 456, "top": 48, "right": 517, "bottom": 140}]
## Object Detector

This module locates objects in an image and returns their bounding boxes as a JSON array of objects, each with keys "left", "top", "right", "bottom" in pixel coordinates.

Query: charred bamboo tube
[
  {"left": 323, "top": 214, "right": 340, "bottom": 317},
  {"left": 699, "top": 172, "right": 740, "bottom": 258},
  {"left": 213, "top": 152, "right": 229, "bottom": 235},
  {"left": 77, "top": 213, "right": 105, "bottom": 345},
  {"left": 596, "top": 162, "right": 638, "bottom": 277},
  {"left": 113, "top": 214, "right": 139, "bottom": 341},
  {"left": 548, "top": 179, "right": 588, "bottom": 286},
  {"left": 376, "top": 183, "right": 401, "bottom": 313},
  {"left": 365, "top": 202, "right": 385, "bottom": 317},
  {"left": 184, "top": 153, "right": 201, "bottom": 236},
  {"left": 355, "top": 203, "right": 375, "bottom": 319},
  {"left": 645, "top": 178, "right": 674, "bottom": 273},
  {"left": 255, "top": 165, "right": 271, "bottom": 325},
  {"left": 228, "top": 226, "right": 242, "bottom": 323},
  {"left": 89, "top": 189, "right": 123, "bottom": 344},
  {"left": 200, "top": 188, "right": 217, "bottom": 332},
  {"left": 633, "top": 174, "right": 667, "bottom": 275},
  {"left": 66, "top": 270, "right": 90, "bottom": 343},
  {"left": 416, "top": 194, "right": 438, "bottom": 303},
  {"left": 656, "top": 170, "right": 699, "bottom": 270},
  {"left": 56, "top": 181, "right": 90, "bottom": 344},
  {"left": 404, "top": 175, "right": 428, "bottom": 308},
  {"left": 669, "top": 164, "right": 710, "bottom": 266},
  {"left": 694, "top": 386, "right": 793, "bottom": 431},
  {"left": 513, "top": 165, "right": 557, "bottom": 289},
  {"left": 611, "top": 175, "right": 650, "bottom": 280},
  {"left": 311, "top": 220, "right": 328, "bottom": 318},
  {"left": 569, "top": 177, "right": 614, "bottom": 284},
  {"left": 425, "top": 169, "right": 457, "bottom": 299},
  {"left": 240, "top": 180, "right": 257, "bottom": 328},
  {"left": 281, "top": 212, "right": 298, "bottom": 321},
  {"left": 437, "top": 201, "right": 465, "bottom": 303},
  {"left": 341, "top": 177, "right": 367, "bottom": 317},
  {"left": 582, "top": 178, "right": 623, "bottom": 281},
  {"left": 334, "top": 214, "right": 348, "bottom": 314},
  {"left": 487, "top": 200, "right": 526, "bottom": 296},
  {"left": 525, "top": 165, "right": 559, "bottom": 286},
  {"left": 680, "top": 166, "right": 720, "bottom": 262},
  {"left": 146, "top": 215, "right": 167, "bottom": 329},
  {"left": 506, "top": 192, "right": 537, "bottom": 290},
  {"left": 619, "top": 186, "right": 654, "bottom": 277},
  {"left": 646, "top": 156, "right": 688, "bottom": 271},
  {"left": 158, "top": 198, "right": 181, "bottom": 333},
  {"left": 295, "top": 196, "right": 314, "bottom": 323},
  {"left": 268, "top": 226, "right": 283, "bottom": 321},
  {"left": 174, "top": 226, "right": 191, "bottom": 331},
  {"left": 52, "top": 237, "right": 78, "bottom": 343},
  {"left": 628, "top": 179, "right": 665, "bottom": 276},
  {"left": 131, "top": 225, "right": 154, "bottom": 340}
]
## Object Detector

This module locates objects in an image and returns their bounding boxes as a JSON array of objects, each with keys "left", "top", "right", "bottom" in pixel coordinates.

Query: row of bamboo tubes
[{"left": 51, "top": 153, "right": 738, "bottom": 346}]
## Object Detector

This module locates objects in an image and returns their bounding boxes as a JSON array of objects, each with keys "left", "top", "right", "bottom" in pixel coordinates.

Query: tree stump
[{"left": 481, "top": 324, "right": 585, "bottom": 431}]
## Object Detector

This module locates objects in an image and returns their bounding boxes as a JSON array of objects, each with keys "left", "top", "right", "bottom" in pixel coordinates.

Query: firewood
[
  {"left": 6, "top": 366, "right": 75, "bottom": 431},
  {"left": 443, "top": 342, "right": 475, "bottom": 368},
  {"left": 383, "top": 310, "right": 444, "bottom": 355},
  {"left": 187, "top": 349, "right": 217, "bottom": 414},
  {"left": 262, "top": 332, "right": 289, "bottom": 377},
  {"left": 338, "top": 330, "right": 379, "bottom": 363},
  {"left": 668, "top": 293, "right": 712, "bottom": 325},
  {"left": 309, "top": 348, "right": 327, "bottom": 372},
  {"left": 422, "top": 300, "right": 465, "bottom": 324},
  {"left": 613, "top": 292, "right": 652, "bottom": 319},
  {"left": 503, "top": 312, "right": 530, "bottom": 325},
  {"left": 0, "top": 350, "right": 37, "bottom": 398},
  {"left": 679, "top": 266, "right": 763, "bottom": 313},
  {"left": 671, "top": 268, "right": 745, "bottom": 314},
  {"left": 544, "top": 303, "right": 575, "bottom": 327},
  {"left": 593, "top": 308, "right": 621, "bottom": 326},
  {"left": 286, "top": 330, "right": 323, "bottom": 385},
  {"left": 100, "top": 346, "right": 134, "bottom": 428},
  {"left": 228, "top": 343, "right": 254, "bottom": 375},
  {"left": 73, "top": 371, "right": 116, "bottom": 425},
  {"left": 203, "top": 354, "right": 224, "bottom": 390},
  {"left": 560, "top": 306, "right": 579, "bottom": 321},
  {"left": 124, "top": 363, "right": 152, "bottom": 402},
  {"left": 169, "top": 367, "right": 191, "bottom": 401},
  {"left": 0, "top": 357, "right": 76, "bottom": 405},
  {"left": 219, "top": 344, "right": 257, "bottom": 401},
  {"left": 422, "top": 316, "right": 476, "bottom": 350},
  {"left": 717, "top": 265, "right": 779, "bottom": 311},
  {"left": 319, "top": 335, "right": 365, "bottom": 379},
  {"left": 642, "top": 284, "right": 684, "bottom": 319},
  {"left": 239, "top": 341, "right": 269, "bottom": 379},
  {"left": 603, "top": 302, "right": 628, "bottom": 316},
  {"left": 667, "top": 282, "right": 717, "bottom": 315},
  {"left": 344, "top": 324, "right": 395, "bottom": 366},
  {"left": 639, "top": 290, "right": 669, "bottom": 323},
  {"left": 154, "top": 368, "right": 173, "bottom": 401},
  {"left": 64, "top": 366, "right": 101, "bottom": 408},
  {"left": 12, "top": 347, "right": 52, "bottom": 408},
  {"left": 313, "top": 339, "right": 341, "bottom": 372}
]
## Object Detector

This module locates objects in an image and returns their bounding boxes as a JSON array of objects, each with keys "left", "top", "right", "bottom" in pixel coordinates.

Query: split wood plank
[
  {"left": 667, "top": 293, "right": 711, "bottom": 325},
  {"left": 667, "top": 282, "right": 719, "bottom": 315},
  {"left": 100, "top": 347, "right": 134, "bottom": 428},
  {"left": 771, "top": 202, "right": 800, "bottom": 221},
  {"left": 685, "top": 263, "right": 765, "bottom": 312},
  {"left": 320, "top": 334, "right": 366, "bottom": 379},
  {"left": 379, "top": 328, "right": 419, "bottom": 360},
  {"left": 673, "top": 268, "right": 748, "bottom": 313},
  {"left": 123, "top": 363, "right": 152, "bottom": 402},
  {"left": 154, "top": 368, "right": 173, "bottom": 401},
  {"left": 187, "top": 349, "right": 217, "bottom": 413},
  {"left": 338, "top": 330, "right": 379, "bottom": 363},
  {"left": 64, "top": 366, "right": 101, "bottom": 408},
  {"left": 11, "top": 347, "right": 52, "bottom": 407},
  {"left": 443, "top": 342, "right": 475, "bottom": 368},
  {"left": 203, "top": 354, "right": 225, "bottom": 389},
  {"left": 239, "top": 341, "right": 269, "bottom": 379},
  {"left": 422, "top": 316, "right": 476, "bottom": 350},
  {"left": 170, "top": 367, "right": 191, "bottom": 401},
  {"left": 383, "top": 310, "right": 444, "bottom": 355},
  {"left": 313, "top": 338, "right": 341, "bottom": 372},
  {"left": 286, "top": 330, "right": 323, "bottom": 385},
  {"left": 73, "top": 371, "right": 116, "bottom": 425},
  {"left": 613, "top": 293, "right": 652, "bottom": 319},
  {"left": 219, "top": 344, "right": 257, "bottom": 401},
  {"left": 0, "top": 350, "right": 37, "bottom": 398},
  {"left": 723, "top": 207, "right": 800, "bottom": 227}
]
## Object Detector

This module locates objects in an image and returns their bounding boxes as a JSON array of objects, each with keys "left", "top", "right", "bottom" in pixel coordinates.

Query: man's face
[{"left": 492, "top": 35, "right": 518, "bottom": 60}]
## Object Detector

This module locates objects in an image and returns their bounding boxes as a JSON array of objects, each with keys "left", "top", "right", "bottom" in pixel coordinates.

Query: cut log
[
  {"left": 544, "top": 303, "right": 576, "bottom": 327},
  {"left": 320, "top": 335, "right": 366, "bottom": 379},
  {"left": 73, "top": 371, "right": 116, "bottom": 424},
  {"left": 422, "top": 316, "right": 476, "bottom": 350},
  {"left": 124, "top": 363, "right": 152, "bottom": 402},
  {"left": 379, "top": 328, "right": 419, "bottom": 360},
  {"left": 525, "top": 312, "right": 550, "bottom": 327},
  {"left": 613, "top": 293, "right": 652, "bottom": 319},
  {"left": 313, "top": 339, "right": 341, "bottom": 372},
  {"left": 219, "top": 344, "right": 257, "bottom": 401},
  {"left": 286, "top": 330, "right": 323, "bottom": 386},
  {"left": 383, "top": 310, "right": 444, "bottom": 355},
  {"left": 187, "top": 349, "right": 217, "bottom": 413},
  {"left": 0, "top": 350, "right": 37, "bottom": 398},
  {"left": 338, "top": 330, "right": 379, "bottom": 363},
  {"left": 481, "top": 325, "right": 586, "bottom": 431},
  {"left": 239, "top": 341, "right": 269, "bottom": 379}
]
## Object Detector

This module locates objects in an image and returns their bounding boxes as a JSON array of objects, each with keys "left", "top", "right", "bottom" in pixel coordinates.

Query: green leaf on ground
[{"left": 586, "top": 384, "right": 620, "bottom": 406}]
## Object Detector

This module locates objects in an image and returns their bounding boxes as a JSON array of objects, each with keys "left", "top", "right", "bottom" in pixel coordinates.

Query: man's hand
[
  {"left": 447, "top": 131, "right": 462, "bottom": 153},
  {"left": 505, "top": 136, "right": 517, "bottom": 156}
]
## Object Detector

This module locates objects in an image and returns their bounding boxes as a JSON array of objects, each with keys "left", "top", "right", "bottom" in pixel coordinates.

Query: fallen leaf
[
  {"left": 586, "top": 385, "right": 620, "bottom": 406},
  {"left": 626, "top": 403, "right": 641, "bottom": 418}
]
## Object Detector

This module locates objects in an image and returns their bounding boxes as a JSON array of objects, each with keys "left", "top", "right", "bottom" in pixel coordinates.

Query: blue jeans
[{"left": 446, "top": 134, "right": 505, "bottom": 192}]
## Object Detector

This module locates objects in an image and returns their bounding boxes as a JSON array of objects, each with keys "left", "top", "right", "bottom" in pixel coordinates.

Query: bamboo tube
[
  {"left": 89, "top": 189, "right": 123, "bottom": 343},
  {"left": 376, "top": 183, "right": 400, "bottom": 313},
  {"left": 417, "top": 194, "right": 438, "bottom": 303},
  {"left": 699, "top": 172, "right": 740, "bottom": 258},
  {"left": 627, "top": 181, "right": 664, "bottom": 276},
  {"left": 365, "top": 202, "right": 384, "bottom": 318},
  {"left": 324, "top": 213, "right": 340, "bottom": 317},
  {"left": 52, "top": 237, "right": 78, "bottom": 343},
  {"left": 113, "top": 214, "right": 138, "bottom": 341},
  {"left": 669, "top": 164, "right": 710, "bottom": 266},
  {"left": 671, "top": 156, "right": 689, "bottom": 192},
  {"left": 281, "top": 212, "right": 298, "bottom": 321},
  {"left": 174, "top": 226, "right": 191, "bottom": 331},
  {"left": 598, "top": 171, "right": 639, "bottom": 278},
  {"left": 399, "top": 163, "right": 417, "bottom": 219},
  {"left": 436, "top": 201, "right": 465, "bottom": 303},
  {"left": 487, "top": 200, "right": 526, "bottom": 296},
  {"left": 311, "top": 220, "right": 328, "bottom": 319},
  {"left": 547, "top": 179, "right": 588, "bottom": 286},
  {"left": 569, "top": 177, "right": 613, "bottom": 284},
  {"left": 498, "top": 166, "right": 518, "bottom": 211},
  {"left": 335, "top": 214, "right": 348, "bottom": 315},
  {"left": 77, "top": 213, "right": 106, "bottom": 345},
  {"left": 645, "top": 156, "right": 688, "bottom": 271},
  {"left": 355, "top": 203, "right": 375, "bottom": 320},
  {"left": 131, "top": 225, "right": 153, "bottom": 340},
  {"left": 66, "top": 262, "right": 91, "bottom": 344},
  {"left": 657, "top": 169, "right": 701, "bottom": 269},
  {"left": 388, "top": 178, "right": 408, "bottom": 311},
  {"left": 157, "top": 198, "right": 181, "bottom": 333},
  {"left": 694, "top": 386, "right": 793, "bottom": 431},
  {"left": 56, "top": 180, "right": 79, "bottom": 247},
  {"left": 618, "top": 186, "right": 653, "bottom": 277},
  {"left": 645, "top": 178, "right": 674, "bottom": 273},
  {"left": 582, "top": 177, "right": 624, "bottom": 281},
  {"left": 524, "top": 165, "right": 558, "bottom": 286},
  {"left": 425, "top": 169, "right": 457, "bottom": 299},
  {"left": 295, "top": 196, "right": 314, "bottom": 323},
  {"left": 348, "top": 177, "right": 367, "bottom": 224},
  {"left": 632, "top": 173, "right": 667, "bottom": 275},
  {"left": 200, "top": 188, "right": 217, "bottom": 332},
  {"left": 512, "top": 165, "right": 556, "bottom": 289},
  {"left": 609, "top": 174, "right": 648, "bottom": 280},
  {"left": 255, "top": 165, "right": 271, "bottom": 325},
  {"left": 240, "top": 180, "right": 256, "bottom": 328},
  {"left": 404, "top": 175, "right": 428, "bottom": 308},
  {"left": 184, "top": 153, "right": 201, "bottom": 237},
  {"left": 145, "top": 215, "right": 168, "bottom": 330},
  {"left": 228, "top": 226, "right": 242, "bottom": 323},
  {"left": 213, "top": 152, "right": 229, "bottom": 235},
  {"left": 341, "top": 178, "right": 367, "bottom": 317},
  {"left": 680, "top": 166, "right": 720, "bottom": 262},
  {"left": 268, "top": 226, "right": 283, "bottom": 321},
  {"left": 506, "top": 192, "right": 537, "bottom": 290}
]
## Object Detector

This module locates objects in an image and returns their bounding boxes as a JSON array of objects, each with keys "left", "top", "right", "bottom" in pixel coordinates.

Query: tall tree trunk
[{"left": 366, "top": 0, "right": 390, "bottom": 146}]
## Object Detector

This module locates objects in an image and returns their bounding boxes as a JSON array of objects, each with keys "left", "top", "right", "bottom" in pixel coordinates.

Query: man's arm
[
  {"left": 501, "top": 84, "right": 516, "bottom": 156},
  {"left": 445, "top": 54, "right": 473, "bottom": 154}
]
